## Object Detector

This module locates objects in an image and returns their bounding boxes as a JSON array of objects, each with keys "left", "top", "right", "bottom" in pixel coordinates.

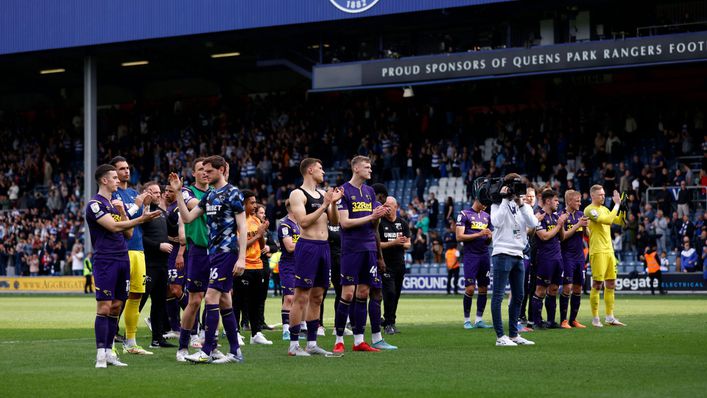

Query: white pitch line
[{"left": 1, "top": 337, "right": 93, "bottom": 344}]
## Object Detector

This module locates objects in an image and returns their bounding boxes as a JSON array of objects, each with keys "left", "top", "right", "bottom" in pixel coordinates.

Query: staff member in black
[
  {"left": 378, "top": 196, "right": 411, "bottom": 334},
  {"left": 138, "top": 181, "right": 175, "bottom": 348}
]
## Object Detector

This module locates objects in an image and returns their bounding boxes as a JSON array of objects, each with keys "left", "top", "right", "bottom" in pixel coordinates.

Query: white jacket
[{"left": 490, "top": 198, "right": 539, "bottom": 258}]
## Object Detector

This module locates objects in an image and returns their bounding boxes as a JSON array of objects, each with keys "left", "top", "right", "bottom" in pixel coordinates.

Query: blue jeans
[{"left": 491, "top": 254, "right": 525, "bottom": 338}]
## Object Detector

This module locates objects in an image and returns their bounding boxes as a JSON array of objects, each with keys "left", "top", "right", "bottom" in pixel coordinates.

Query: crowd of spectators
[{"left": 1, "top": 87, "right": 706, "bottom": 276}]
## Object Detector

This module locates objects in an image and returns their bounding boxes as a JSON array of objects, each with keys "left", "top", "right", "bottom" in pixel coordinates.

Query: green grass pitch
[{"left": 1, "top": 294, "right": 705, "bottom": 397}]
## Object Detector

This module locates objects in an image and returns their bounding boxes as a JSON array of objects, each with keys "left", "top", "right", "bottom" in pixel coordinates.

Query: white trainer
[
  {"left": 123, "top": 345, "right": 154, "bottom": 355},
  {"left": 210, "top": 348, "right": 226, "bottom": 360},
  {"left": 237, "top": 333, "right": 245, "bottom": 346},
  {"left": 317, "top": 326, "right": 326, "bottom": 336},
  {"left": 213, "top": 352, "right": 244, "bottom": 364},
  {"left": 163, "top": 330, "right": 180, "bottom": 339},
  {"left": 510, "top": 335, "right": 535, "bottom": 346},
  {"left": 106, "top": 351, "right": 128, "bottom": 366},
  {"left": 250, "top": 332, "right": 273, "bottom": 345},
  {"left": 592, "top": 317, "right": 604, "bottom": 328},
  {"left": 606, "top": 317, "right": 626, "bottom": 326},
  {"left": 184, "top": 350, "right": 212, "bottom": 364},
  {"left": 495, "top": 335, "right": 518, "bottom": 347},
  {"left": 306, "top": 345, "right": 333, "bottom": 356},
  {"left": 288, "top": 345, "right": 311, "bottom": 357},
  {"left": 176, "top": 349, "right": 189, "bottom": 362},
  {"left": 95, "top": 351, "right": 107, "bottom": 368},
  {"left": 344, "top": 328, "right": 353, "bottom": 336}
]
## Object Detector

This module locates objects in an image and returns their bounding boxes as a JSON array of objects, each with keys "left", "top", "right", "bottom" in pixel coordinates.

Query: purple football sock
[
  {"left": 107, "top": 315, "right": 119, "bottom": 349},
  {"left": 202, "top": 304, "right": 220, "bottom": 355},
  {"left": 334, "top": 299, "right": 351, "bottom": 337},
  {"left": 559, "top": 293, "right": 570, "bottom": 322},
  {"left": 281, "top": 310, "right": 290, "bottom": 326},
  {"left": 166, "top": 297, "right": 181, "bottom": 332},
  {"left": 306, "top": 320, "right": 318, "bottom": 342},
  {"left": 476, "top": 293, "right": 487, "bottom": 317},
  {"left": 531, "top": 294, "right": 543, "bottom": 325},
  {"left": 178, "top": 327, "right": 190, "bottom": 350},
  {"left": 569, "top": 293, "right": 582, "bottom": 323},
  {"left": 369, "top": 298, "right": 382, "bottom": 334},
  {"left": 95, "top": 314, "right": 108, "bottom": 349},
  {"left": 353, "top": 298, "right": 368, "bottom": 335},
  {"left": 290, "top": 324, "right": 301, "bottom": 342},
  {"left": 463, "top": 293, "right": 472, "bottom": 318},
  {"left": 545, "top": 294, "right": 557, "bottom": 324},
  {"left": 220, "top": 308, "right": 240, "bottom": 355}
]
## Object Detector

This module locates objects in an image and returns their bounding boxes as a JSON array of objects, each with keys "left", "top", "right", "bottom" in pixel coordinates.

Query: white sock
[
  {"left": 372, "top": 332, "right": 382, "bottom": 344},
  {"left": 475, "top": 315, "right": 483, "bottom": 323},
  {"left": 283, "top": 323, "right": 289, "bottom": 333},
  {"left": 307, "top": 340, "right": 317, "bottom": 349},
  {"left": 289, "top": 341, "right": 300, "bottom": 350},
  {"left": 335, "top": 335, "right": 344, "bottom": 344},
  {"left": 125, "top": 338, "right": 136, "bottom": 347},
  {"left": 354, "top": 334, "right": 364, "bottom": 346},
  {"left": 301, "top": 321, "right": 306, "bottom": 328},
  {"left": 97, "top": 348, "right": 106, "bottom": 357},
  {"left": 606, "top": 314, "right": 615, "bottom": 321},
  {"left": 464, "top": 317, "right": 470, "bottom": 323}
]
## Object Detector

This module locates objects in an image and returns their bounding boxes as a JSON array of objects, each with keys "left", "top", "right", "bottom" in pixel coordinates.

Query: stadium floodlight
[
  {"left": 121, "top": 60, "right": 149, "bottom": 67},
  {"left": 39, "top": 68, "right": 66, "bottom": 74},
  {"left": 211, "top": 52, "right": 241, "bottom": 58},
  {"left": 403, "top": 86, "right": 414, "bottom": 98}
]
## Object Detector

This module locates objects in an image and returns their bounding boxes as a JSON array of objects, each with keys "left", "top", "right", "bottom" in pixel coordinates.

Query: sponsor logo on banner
[
  {"left": 0, "top": 277, "right": 88, "bottom": 292},
  {"left": 330, "top": 0, "right": 380, "bottom": 14}
]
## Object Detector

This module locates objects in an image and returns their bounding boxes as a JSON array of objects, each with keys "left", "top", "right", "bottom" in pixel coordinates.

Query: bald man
[{"left": 378, "top": 196, "right": 411, "bottom": 334}]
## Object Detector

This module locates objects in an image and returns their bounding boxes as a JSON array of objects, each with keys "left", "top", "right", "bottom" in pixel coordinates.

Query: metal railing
[
  {"left": 637, "top": 20, "right": 707, "bottom": 37},
  {"left": 644, "top": 185, "right": 707, "bottom": 212}
]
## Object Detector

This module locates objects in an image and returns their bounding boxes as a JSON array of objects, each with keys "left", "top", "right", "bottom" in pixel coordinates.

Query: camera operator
[{"left": 489, "top": 173, "right": 540, "bottom": 347}]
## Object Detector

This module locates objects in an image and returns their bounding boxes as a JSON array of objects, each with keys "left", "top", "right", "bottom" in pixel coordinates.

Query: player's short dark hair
[
  {"left": 193, "top": 157, "right": 205, "bottom": 169},
  {"left": 503, "top": 172, "right": 522, "bottom": 183},
  {"left": 300, "top": 158, "right": 322, "bottom": 176},
  {"left": 372, "top": 183, "right": 388, "bottom": 198},
  {"left": 242, "top": 189, "right": 256, "bottom": 200},
  {"left": 109, "top": 156, "right": 127, "bottom": 166},
  {"left": 541, "top": 189, "right": 558, "bottom": 203},
  {"left": 203, "top": 155, "right": 227, "bottom": 170},
  {"left": 94, "top": 164, "right": 116, "bottom": 185}
]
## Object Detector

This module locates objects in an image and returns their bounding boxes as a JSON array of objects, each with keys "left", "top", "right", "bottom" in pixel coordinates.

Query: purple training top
[
  {"left": 456, "top": 208, "right": 492, "bottom": 256},
  {"left": 338, "top": 182, "right": 379, "bottom": 253},
  {"left": 535, "top": 208, "right": 562, "bottom": 260},
  {"left": 561, "top": 209, "right": 585, "bottom": 262},
  {"left": 278, "top": 216, "right": 300, "bottom": 264},
  {"left": 85, "top": 194, "right": 128, "bottom": 260}
]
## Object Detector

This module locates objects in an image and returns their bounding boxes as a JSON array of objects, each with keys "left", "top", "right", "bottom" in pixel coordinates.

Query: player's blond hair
[
  {"left": 565, "top": 189, "right": 580, "bottom": 203},
  {"left": 351, "top": 155, "right": 371, "bottom": 169}
]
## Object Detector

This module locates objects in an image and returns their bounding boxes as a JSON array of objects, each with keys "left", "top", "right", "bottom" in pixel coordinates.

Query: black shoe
[
  {"left": 261, "top": 324, "right": 274, "bottom": 331},
  {"left": 150, "top": 339, "right": 176, "bottom": 348},
  {"left": 545, "top": 321, "right": 561, "bottom": 329},
  {"left": 241, "top": 322, "right": 251, "bottom": 331},
  {"left": 534, "top": 322, "right": 547, "bottom": 330},
  {"left": 384, "top": 325, "right": 395, "bottom": 335},
  {"left": 392, "top": 324, "right": 400, "bottom": 334},
  {"left": 518, "top": 315, "right": 528, "bottom": 324},
  {"left": 114, "top": 333, "right": 126, "bottom": 343}
]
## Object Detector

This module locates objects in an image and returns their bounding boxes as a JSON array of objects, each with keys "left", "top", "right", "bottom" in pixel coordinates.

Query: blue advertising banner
[
  {"left": 0, "top": 0, "right": 512, "bottom": 55},
  {"left": 313, "top": 31, "right": 707, "bottom": 90},
  {"left": 401, "top": 272, "right": 707, "bottom": 293}
]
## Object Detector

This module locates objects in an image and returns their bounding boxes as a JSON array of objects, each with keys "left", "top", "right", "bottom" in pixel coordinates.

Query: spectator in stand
[
  {"left": 445, "top": 243, "right": 460, "bottom": 295},
  {"left": 427, "top": 193, "right": 439, "bottom": 232},
  {"left": 676, "top": 180, "right": 690, "bottom": 219},
  {"left": 678, "top": 214, "right": 695, "bottom": 244},
  {"left": 679, "top": 238, "right": 698, "bottom": 272},
  {"left": 443, "top": 197, "right": 455, "bottom": 224},
  {"left": 412, "top": 228, "right": 427, "bottom": 265},
  {"left": 652, "top": 210, "right": 669, "bottom": 255},
  {"left": 416, "top": 210, "right": 430, "bottom": 236},
  {"left": 70, "top": 242, "right": 84, "bottom": 276}
]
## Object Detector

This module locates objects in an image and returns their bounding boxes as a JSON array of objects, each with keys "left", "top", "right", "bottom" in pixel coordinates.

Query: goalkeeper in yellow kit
[{"left": 583, "top": 185, "right": 626, "bottom": 327}]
